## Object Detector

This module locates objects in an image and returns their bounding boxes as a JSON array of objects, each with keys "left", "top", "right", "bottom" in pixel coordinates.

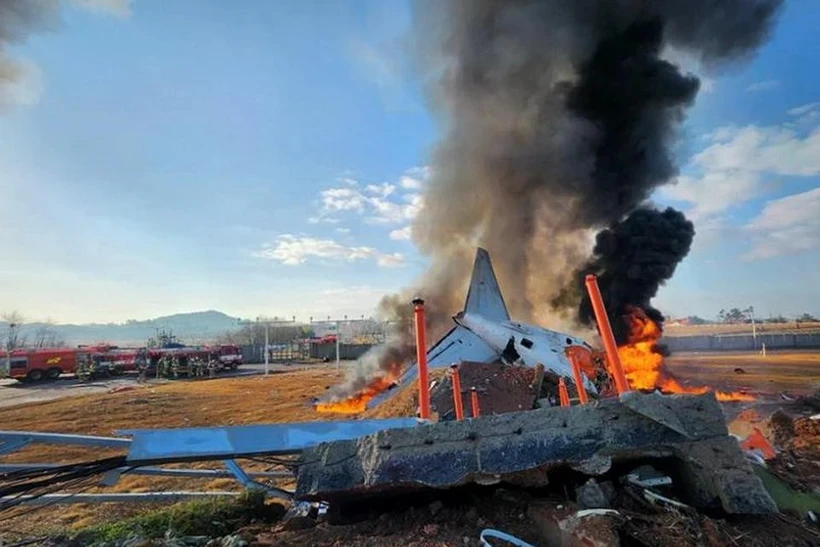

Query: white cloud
[
  {"left": 365, "top": 183, "right": 396, "bottom": 197},
  {"left": 376, "top": 253, "right": 405, "bottom": 268},
  {"left": 660, "top": 110, "right": 820, "bottom": 247},
  {"left": 313, "top": 168, "right": 427, "bottom": 226},
  {"left": 254, "top": 235, "right": 404, "bottom": 268},
  {"left": 399, "top": 176, "right": 423, "bottom": 190},
  {"left": 786, "top": 102, "right": 820, "bottom": 126},
  {"left": 399, "top": 166, "right": 430, "bottom": 190},
  {"left": 662, "top": 171, "right": 765, "bottom": 221},
  {"left": 365, "top": 193, "right": 422, "bottom": 224},
  {"left": 787, "top": 102, "right": 820, "bottom": 117},
  {"left": 742, "top": 188, "right": 820, "bottom": 260},
  {"left": 320, "top": 187, "right": 367, "bottom": 212},
  {"left": 389, "top": 226, "right": 412, "bottom": 240},
  {"left": 71, "top": 0, "right": 132, "bottom": 18},
  {"left": 745, "top": 79, "right": 780, "bottom": 93},
  {"left": 694, "top": 125, "right": 820, "bottom": 176},
  {"left": 334, "top": 227, "right": 351, "bottom": 234}
]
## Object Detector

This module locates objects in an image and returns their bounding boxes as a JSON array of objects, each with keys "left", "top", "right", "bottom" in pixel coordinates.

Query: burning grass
[
  {"left": 618, "top": 307, "right": 755, "bottom": 401},
  {"left": 314, "top": 375, "right": 397, "bottom": 415}
]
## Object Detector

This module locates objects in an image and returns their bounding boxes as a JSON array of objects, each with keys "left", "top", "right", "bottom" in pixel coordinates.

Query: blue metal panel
[
  {"left": 120, "top": 418, "right": 420, "bottom": 463},
  {"left": 0, "top": 431, "right": 131, "bottom": 450}
]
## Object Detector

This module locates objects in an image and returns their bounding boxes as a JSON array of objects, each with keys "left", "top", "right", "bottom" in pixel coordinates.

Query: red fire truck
[
  {"left": 212, "top": 344, "right": 243, "bottom": 369},
  {"left": 0, "top": 348, "right": 85, "bottom": 381}
]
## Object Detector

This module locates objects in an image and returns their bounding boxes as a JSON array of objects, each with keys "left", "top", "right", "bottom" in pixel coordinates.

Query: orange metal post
[
  {"left": 584, "top": 274, "right": 631, "bottom": 395},
  {"left": 413, "top": 297, "right": 431, "bottom": 419},
  {"left": 558, "top": 377, "right": 570, "bottom": 407},
  {"left": 470, "top": 387, "right": 480, "bottom": 418},
  {"left": 450, "top": 364, "right": 464, "bottom": 420},
  {"left": 567, "top": 347, "right": 589, "bottom": 405}
]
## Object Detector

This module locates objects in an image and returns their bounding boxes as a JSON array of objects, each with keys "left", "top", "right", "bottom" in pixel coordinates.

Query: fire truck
[
  {"left": 212, "top": 344, "right": 243, "bottom": 369},
  {"left": 0, "top": 344, "right": 243, "bottom": 382},
  {"left": 0, "top": 348, "right": 89, "bottom": 382}
]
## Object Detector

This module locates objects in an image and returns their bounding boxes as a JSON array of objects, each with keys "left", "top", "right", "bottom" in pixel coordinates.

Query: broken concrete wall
[{"left": 297, "top": 392, "right": 776, "bottom": 515}]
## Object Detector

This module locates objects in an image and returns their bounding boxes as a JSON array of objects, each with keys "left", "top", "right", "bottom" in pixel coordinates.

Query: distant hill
[{"left": 1, "top": 310, "right": 244, "bottom": 346}]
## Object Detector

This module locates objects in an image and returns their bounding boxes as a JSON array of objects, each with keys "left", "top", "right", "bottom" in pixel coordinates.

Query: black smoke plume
[
  {"left": 325, "top": 0, "right": 783, "bottom": 400},
  {"left": 576, "top": 207, "right": 696, "bottom": 343}
]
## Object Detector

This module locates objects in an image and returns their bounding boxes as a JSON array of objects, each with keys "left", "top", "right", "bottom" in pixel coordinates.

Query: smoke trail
[
  {"left": 324, "top": 0, "right": 783, "bottom": 399},
  {"left": 0, "top": 0, "right": 60, "bottom": 110},
  {"left": 0, "top": 0, "right": 130, "bottom": 111}
]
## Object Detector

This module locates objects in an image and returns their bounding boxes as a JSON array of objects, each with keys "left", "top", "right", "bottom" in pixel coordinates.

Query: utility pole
[
  {"left": 309, "top": 315, "right": 371, "bottom": 370},
  {"left": 5, "top": 322, "right": 15, "bottom": 374},
  {"left": 747, "top": 306, "right": 757, "bottom": 347}
]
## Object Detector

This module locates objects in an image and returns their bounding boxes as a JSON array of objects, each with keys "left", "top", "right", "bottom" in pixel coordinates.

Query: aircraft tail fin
[{"left": 463, "top": 248, "right": 510, "bottom": 321}]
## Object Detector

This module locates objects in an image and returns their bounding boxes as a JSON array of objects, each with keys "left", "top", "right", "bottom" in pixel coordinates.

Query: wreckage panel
[{"left": 120, "top": 418, "right": 420, "bottom": 463}]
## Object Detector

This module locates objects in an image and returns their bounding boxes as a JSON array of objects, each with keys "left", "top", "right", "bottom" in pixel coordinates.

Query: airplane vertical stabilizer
[{"left": 463, "top": 248, "right": 510, "bottom": 321}]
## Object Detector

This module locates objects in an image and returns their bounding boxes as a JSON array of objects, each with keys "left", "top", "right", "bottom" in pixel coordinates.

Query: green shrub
[{"left": 74, "top": 490, "right": 284, "bottom": 545}]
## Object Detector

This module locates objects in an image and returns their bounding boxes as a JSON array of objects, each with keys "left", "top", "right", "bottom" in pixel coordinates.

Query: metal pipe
[
  {"left": 470, "top": 387, "right": 480, "bottom": 418},
  {"left": 566, "top": 347, "right": 589, "bottom": 405},
  {"left": 583, "top": 274, "right": 630, "bottom": 395},
  {"left": 412, "top": 297, "right": 430, "bottom": 420},
  {"left": 1, "top": 492, "right": 242, "bottom": 506},
  {"left": 0, "top": 463, "right": 291, "bottom": 479},
  {"left": 264, "top": 322, "right": 270, "bottom": 376},
  {"left": 450, "top": 365, "right": 464, "bottom": 420},
  {"left": 335, "top": 320, "right": 341, "bottom": 370},
  {"left": 558, "top": 377, "right": 570, "bottom": 407}
]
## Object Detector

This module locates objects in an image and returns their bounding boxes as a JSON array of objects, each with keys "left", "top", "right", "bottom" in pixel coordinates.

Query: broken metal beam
[{"left": 120, "top": 418, "right": 422, "bottom": 464}]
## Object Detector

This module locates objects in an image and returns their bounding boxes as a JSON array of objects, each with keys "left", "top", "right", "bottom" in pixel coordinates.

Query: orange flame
[
  {"left": 315, "top": 375, "right": 397, "bottom": 414},
  {"left": 617, "top": 307, "right": 754, "bottom": 402}
]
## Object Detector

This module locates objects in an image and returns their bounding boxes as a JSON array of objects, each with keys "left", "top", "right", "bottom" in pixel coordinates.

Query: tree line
[
  {"left": 680, "top": 309, "right": 818, "bottom": 325},
  {"left": 2, "top": 312, "right": 66, "bottom": 351}
]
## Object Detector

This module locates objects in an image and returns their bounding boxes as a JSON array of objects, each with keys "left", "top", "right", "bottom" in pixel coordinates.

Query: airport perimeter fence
[
  {"left": 238, "top": 320, "right": 391, "bottom": 364},
  {"left": 663, "top": 332, "right": 820, "bottom": 352}
]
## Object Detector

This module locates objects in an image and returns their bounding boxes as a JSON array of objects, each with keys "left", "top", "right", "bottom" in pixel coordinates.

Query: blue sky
[{"left": 0, "top": 0, "right": 818, "bottom": 324}]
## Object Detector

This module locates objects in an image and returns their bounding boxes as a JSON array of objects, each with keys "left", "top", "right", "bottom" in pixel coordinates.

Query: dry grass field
[
  {"left": 0, "top": 351, "right": 818, "bottom": 538},
  {"left": 0, "top": 368, "right": 348, "bottom": 537}
]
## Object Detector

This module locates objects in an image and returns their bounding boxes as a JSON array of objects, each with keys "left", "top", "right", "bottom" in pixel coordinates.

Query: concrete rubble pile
[{"left": 296, "top": 392, "right": 777, "bottom": 518}]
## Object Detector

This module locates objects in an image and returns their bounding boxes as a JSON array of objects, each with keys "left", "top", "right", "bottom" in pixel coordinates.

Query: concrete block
[{"left": 296, "top": 392, "right": 774, "bottom": 514}]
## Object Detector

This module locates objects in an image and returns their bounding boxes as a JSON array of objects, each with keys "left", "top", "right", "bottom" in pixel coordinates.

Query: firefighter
[
  {"left": 76, "top": 354, "right": 91, "bottom": 382},
  {"left": 207, "top": 356, "right": 217, "bottom": 378},
  {"left": 171, "top": 356, "right": 180, "bottom": 378}
]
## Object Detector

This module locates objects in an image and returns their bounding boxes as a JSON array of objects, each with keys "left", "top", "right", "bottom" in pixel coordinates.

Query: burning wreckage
[{"left": 0, "top": 248, "right": 790, "bottom": 542}]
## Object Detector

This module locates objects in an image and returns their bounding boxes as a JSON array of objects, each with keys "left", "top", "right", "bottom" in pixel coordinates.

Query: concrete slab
[{"left": 296, "top": 392, "right": 776, "bottom": 514}]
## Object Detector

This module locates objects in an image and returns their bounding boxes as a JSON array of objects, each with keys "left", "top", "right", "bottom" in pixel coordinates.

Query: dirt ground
[
  {"left": 665, "top": 350, "right": 820, "bottom": 397},
  {"left": 0, "top": 352, "right": 818, "bottom": 542}
]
